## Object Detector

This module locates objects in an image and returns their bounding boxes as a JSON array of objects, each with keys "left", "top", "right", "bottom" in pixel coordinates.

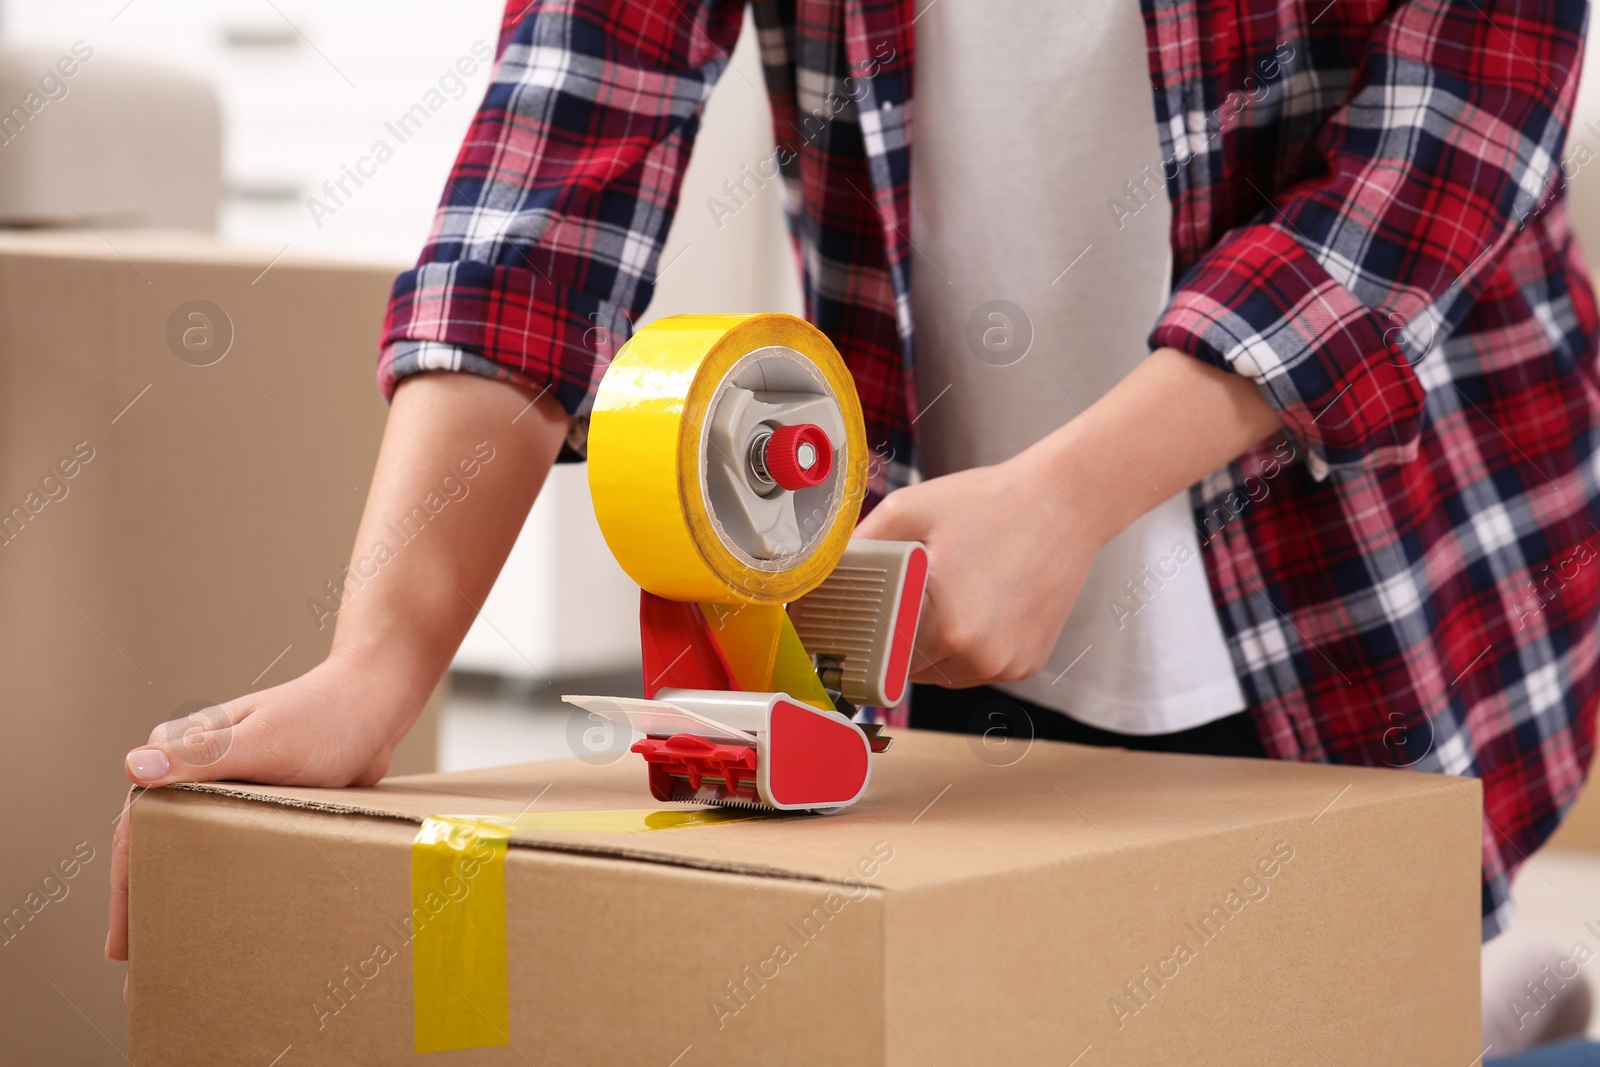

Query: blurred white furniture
[{"left": 0, "top": 45, "right": 221, "bottom": 228}]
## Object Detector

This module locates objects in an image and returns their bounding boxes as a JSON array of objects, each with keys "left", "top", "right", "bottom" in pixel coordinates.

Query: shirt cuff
[
  {"left": 379, "top": 259, "right": 633, "bottom": 436},
  {"left": 1149, "top": 221, "right": 1427, "bottom": 478}
]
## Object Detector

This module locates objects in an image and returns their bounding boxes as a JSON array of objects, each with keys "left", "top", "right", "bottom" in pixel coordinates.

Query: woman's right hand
[
  {"left": 105, "top": 373, "right": 577, "bottom": 976},
  {"left": 106, "top": 651, "right": 423, "bottom": 964}
]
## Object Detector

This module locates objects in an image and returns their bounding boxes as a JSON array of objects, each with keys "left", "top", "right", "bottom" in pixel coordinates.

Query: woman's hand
[
  {"left": 855, "top": 347, "right": 1284, "bottom": 690},
  {"left": 854, "top": 450, "right": 1109, "bottom": 687},
  {"left": 107, "top": 652, "right": 418, "bottom": 962},
  {"left": 107, "top": 373, "right": 574, "bottom": 975}
]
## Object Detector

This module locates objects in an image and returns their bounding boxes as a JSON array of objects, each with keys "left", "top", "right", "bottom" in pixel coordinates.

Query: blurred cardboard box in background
[
  {"left": 128, "top": 731, "right": 1481, "bottom": 1066},
  {"left": 0, "top": 230, "right": 438, "bottom": 1066}
]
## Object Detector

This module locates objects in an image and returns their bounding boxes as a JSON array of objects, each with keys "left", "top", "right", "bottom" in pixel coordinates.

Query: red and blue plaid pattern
[{"left": 382, "top": 0, "right": 1600, "bottom": 937}]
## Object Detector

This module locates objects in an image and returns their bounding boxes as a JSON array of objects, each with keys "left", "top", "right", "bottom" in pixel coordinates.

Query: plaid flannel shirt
[{"left": 381, "top": 0, "right": 1600, "bottom": 938}]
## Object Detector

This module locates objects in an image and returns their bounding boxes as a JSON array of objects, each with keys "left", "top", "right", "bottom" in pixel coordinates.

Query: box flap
[{"left": 172, "top": 729, "right": 1475, "bottom": 890}]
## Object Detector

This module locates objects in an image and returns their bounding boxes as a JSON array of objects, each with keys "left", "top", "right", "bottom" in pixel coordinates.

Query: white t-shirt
[{"left": 908, "top": 0, "right": 1247, "bottom": 734}]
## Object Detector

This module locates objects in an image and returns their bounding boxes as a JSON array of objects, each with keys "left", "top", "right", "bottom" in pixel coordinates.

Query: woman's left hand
[
  {"left": 851, "top": 347, "right": 1285, "bottom": 691},
  {"left": 853, "top": 448, "right": 1109, "bottom": 688}
]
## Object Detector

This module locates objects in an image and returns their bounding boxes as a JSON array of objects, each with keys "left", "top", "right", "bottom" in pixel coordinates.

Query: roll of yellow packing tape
[{"left": 589, "top": 313, "right": 867, "bottom": 605}]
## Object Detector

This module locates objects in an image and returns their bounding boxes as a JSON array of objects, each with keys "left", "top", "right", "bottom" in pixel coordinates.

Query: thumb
[
  {"left": 124, "top": 699, "right": 252, "bottom": 787},
  {"left": 852, "top": 487, "right": 924, "bottom": 542}
]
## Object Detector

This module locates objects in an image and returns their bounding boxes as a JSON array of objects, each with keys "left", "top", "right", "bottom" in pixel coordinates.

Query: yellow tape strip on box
[
  {"left": 411, "top": 816, "right": 511, "bottom": 1053},
  {"left": 410, "top": 808, "right": 771, "bottom": 1052}
]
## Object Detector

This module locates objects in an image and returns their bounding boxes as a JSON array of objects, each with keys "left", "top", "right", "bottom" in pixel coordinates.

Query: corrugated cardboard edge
[
  {"left": 162, "top": 767, "right": 1483, "bottom": 895},
  {"left": 160, "top": 782, "right": 848, "bottom": 888}
]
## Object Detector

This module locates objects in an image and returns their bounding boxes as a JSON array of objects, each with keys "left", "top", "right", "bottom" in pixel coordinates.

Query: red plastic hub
[
  {"left": 765, "top": 424, "right": 832, "bottom": 490},
  {"left": 631, "top": 734, "right": 759, "bottom": 804}
]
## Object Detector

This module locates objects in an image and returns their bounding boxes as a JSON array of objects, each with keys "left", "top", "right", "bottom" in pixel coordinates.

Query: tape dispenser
[{"left": 564, "top": 313, "right": 927, "bottom": 813}]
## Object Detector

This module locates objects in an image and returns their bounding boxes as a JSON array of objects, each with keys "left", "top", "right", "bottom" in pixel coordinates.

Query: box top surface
[{"left": 174, "top": 730, "right": 1472, "bottom": 890}]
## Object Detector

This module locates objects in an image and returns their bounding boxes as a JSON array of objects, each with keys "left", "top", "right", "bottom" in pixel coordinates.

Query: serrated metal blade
[
  {"left": 665, "top": 777, "right": 773, "bottom": 810},
  {"left": 859, "top": 723, "right": 893, "bottom": 752}
]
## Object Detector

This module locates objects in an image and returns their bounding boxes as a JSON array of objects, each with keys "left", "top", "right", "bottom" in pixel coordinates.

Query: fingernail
[
  {"left": 125, "top": 747, "right": 169, "bottom": 783},
  {"left": 104, "top": 932, "right": 110, "bottom": 959}
]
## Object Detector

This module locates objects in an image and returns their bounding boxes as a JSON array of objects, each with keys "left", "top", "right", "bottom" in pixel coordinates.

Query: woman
[{"left": 112, "top": 0, "right": 1600, "bottom": 1058}]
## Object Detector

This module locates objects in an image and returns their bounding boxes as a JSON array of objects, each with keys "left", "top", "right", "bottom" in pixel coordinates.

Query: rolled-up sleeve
[
  {"left": 380, "top": 0, "right": 745, "bottom": 445},
  {"left": 1150, "top": 0, "right": 1586, "bottom": 476}
]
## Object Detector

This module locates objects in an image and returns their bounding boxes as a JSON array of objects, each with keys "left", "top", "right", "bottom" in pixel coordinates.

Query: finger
[
  {"left": 107, "top": 790, "right": 131, "bottom": 962},
  {"left": 905, "top": 589, "right": 964, "bottom": 685},
  {"left": 852, "top": 509, "right": 893, "bottom": 540},
  {"left": 908, "top": 634, "right": 969, "bottom": 687},
  {"left": 907, "top": 624, "right": 1000, "bottom": 689},
  {"left": 910, "top": 660, "right": 987, "bottom": 690},
  {"left": 910, "top": 634, "right": 1036, "bottom": 689},
  {"left": 125, "top": 700, "right": 280, "bottom": 787},
  {"left": 853, "top": 490, "right": 925, "bottom": 542},
  {"left": 909, "top": 658, "right": 956, "bottom": 686}
]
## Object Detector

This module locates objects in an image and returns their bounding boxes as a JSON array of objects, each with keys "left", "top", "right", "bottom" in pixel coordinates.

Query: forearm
[
  {"left": 1021, "top": 346, "right": 1283, "bottom": 545},
  {"left": 327, "top": 373, "right": 571, "bottom": 715}
]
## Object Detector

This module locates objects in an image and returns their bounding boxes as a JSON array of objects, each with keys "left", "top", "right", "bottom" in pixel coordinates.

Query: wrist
[
  {"left": 323, "top": 637, "right": 440, "bottom": 731},
  {"left": 1015, "top": 415, "right": 1147, "bottom": 550}
]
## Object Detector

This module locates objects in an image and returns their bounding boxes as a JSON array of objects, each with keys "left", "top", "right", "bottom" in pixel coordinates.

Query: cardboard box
[
  {"left": 0, "top": 231, "right": 437, "bottom": 1066},
  {"left": 129, "top": 730, "right": 1481, "bottom": 1065}
]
